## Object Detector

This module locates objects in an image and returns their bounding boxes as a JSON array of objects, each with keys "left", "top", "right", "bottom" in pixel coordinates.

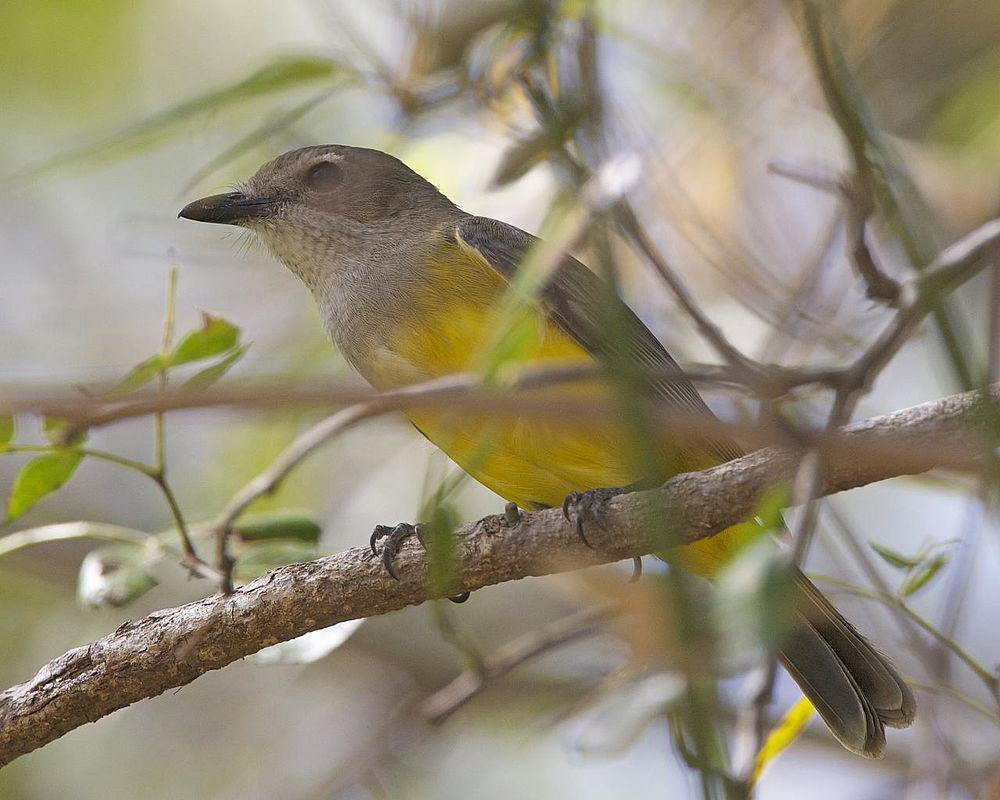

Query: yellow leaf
[{"left": 752, "top": 696, "right": 815, "bottom": 784}]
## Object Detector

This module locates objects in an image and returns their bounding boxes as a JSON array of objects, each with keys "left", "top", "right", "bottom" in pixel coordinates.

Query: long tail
[{"left": 778, "top": 571, "right": 916, "bottom": 758}]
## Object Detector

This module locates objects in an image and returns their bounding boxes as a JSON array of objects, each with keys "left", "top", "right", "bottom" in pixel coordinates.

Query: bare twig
[
  {"left": 0, "top": 385, "right": 995, "bottom": 767},
  {"left": 421, "top": 605, "right": 615, "bottom": 723}
]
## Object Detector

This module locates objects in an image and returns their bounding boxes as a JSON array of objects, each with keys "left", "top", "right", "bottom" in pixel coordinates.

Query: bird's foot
[
  {"left": 562, "top": 487, "right": 626, "bottom": 548},
  {"left": 561, "top": 487, "right": 642, "bottom": 582},
  {"left": 369, "top": 522, "right": 470, "bottom": 603},
  {"left": 370, "top": 522, "right": 424, "bottom": 581}
]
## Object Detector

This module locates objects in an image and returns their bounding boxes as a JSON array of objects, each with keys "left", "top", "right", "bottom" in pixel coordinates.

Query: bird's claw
[
  {"left": 369, "top": 522, "right": 470, "bottom": 603},
  {"left": 562, "top": 487, "right": 625, "bottom": 549},
  {"left": 370, "top": 522, "right": 422, "bottom": 581}
]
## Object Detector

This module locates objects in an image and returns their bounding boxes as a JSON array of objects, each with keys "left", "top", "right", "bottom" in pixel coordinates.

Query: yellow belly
[{"left": 363, "top": 244, "right": 754, "bottom": 576}]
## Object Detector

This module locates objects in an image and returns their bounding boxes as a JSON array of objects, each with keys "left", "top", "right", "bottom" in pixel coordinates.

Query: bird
[{"left": 180, "top": 144, "right": 915, "bottom": 757}]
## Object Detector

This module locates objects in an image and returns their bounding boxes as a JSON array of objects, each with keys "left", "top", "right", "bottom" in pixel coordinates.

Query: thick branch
[{"left": 0, "top": 385, "right": 996, "bottom": 767}]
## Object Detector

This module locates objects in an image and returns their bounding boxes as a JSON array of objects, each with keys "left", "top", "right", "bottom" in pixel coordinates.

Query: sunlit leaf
[
  {"left": 0, "top": 414, "right": 13, "bottom": 451},
  {"left": 78, "top": 545, "right": 159, "bottom": 609},
  {"left": 109, "top": 354, "right": 166, "bottom": 396},
  {"left": 182, "top": 344, "right": 248, "bottom": 392},
  {"left": 252, "top": 620, "right": 365, "bottom": 665},
  {"left": 900, "top": 554, "right": 948, "bottom": 597},
  {"left": 232, "top": 539, "right": 318, "bottom": 581},
  {"left": 231, "top": 510, "right": 322, "bottom": 544},
  {"left": 13, "top": 54, "right": 341, "bottom": 179},
  {"left": 752, "top": 696, "right": 816, "bottom": 783},
  {"left": 869, "top": 541, "right": 923, "bottom": 570},
  {"left": 170, "top": 314, "right": 240, "bottom": 366},
  {"left": 6, "top": 451, "right": 84, "bottom": 521}
]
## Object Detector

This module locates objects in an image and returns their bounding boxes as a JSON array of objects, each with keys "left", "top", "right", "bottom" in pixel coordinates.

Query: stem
[{"left": 3, "top": 444, "right": 157, "bottom": 476}]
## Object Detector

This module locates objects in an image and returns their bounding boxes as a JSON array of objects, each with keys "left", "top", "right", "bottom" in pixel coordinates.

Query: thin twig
[{"left": 421, "top": 605, "right": 615, "bottom": 723}]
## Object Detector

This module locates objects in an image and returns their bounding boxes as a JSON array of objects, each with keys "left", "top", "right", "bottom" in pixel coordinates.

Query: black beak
[{"left": 178, "top": 192, "right": 275, "bottom": 225}]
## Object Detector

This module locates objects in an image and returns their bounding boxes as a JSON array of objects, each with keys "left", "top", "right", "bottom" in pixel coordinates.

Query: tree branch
[{"left": 0, "top": 384, "right": 995, "bottom": 767}]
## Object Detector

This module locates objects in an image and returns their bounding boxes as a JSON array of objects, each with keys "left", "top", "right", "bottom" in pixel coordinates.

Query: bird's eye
[{"left": 305, "top": 161, "right": 342, "bottom": 192}]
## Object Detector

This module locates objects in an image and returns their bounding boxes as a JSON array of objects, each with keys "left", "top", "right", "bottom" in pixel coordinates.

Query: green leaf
[
  {"left": 78, "top": 545, "right": 159, "bottom": 609},
  {"left": 109, "top": 354, "right": 166, "bottom": 396},
  {"left": 170, "top": 314, "right": 240, "bottom": 366},
  {"left": 0, "top": 414, "right": 14, "bottom": 451},
  {"left": 900, "top": 554, "right": 948, "bottom": 597},
  {"left": 869, "top": 541, "right": 923, "bottom": 570},
  {"left": 182, "top": 344, "right": 249, "bottom": 392},
  {"left": 231, "top": 510, "right": 322, "bottom": 544},
  {"left": 6, "top": 451, "right": 84, "bottom": 521},
  {"left": 13, "top": 55, "right": 341, "bottom": 179},
  {"left": 233, "top": 539, "right": 318, "bottom": 581}
]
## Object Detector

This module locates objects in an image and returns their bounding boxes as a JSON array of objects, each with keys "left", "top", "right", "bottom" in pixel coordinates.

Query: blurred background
[{"left": 1, "top": 1, "right": 999, "bottom": 798}]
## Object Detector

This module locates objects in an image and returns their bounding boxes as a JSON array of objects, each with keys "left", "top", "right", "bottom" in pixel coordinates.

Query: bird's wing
[{"left": 452, "top": 215, "right": 744, "bottom": 464}]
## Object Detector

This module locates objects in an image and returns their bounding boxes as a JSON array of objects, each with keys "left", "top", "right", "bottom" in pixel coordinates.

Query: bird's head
[{"left": 179, "top": 145, "right": 458, "bottom": 285}]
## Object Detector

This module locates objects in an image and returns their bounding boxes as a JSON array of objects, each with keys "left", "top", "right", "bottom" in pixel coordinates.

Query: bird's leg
[
  {"left": 369, "top": 522, "right": 470, "bottom": 603},
  {"left": 562, "top": 486, "right": 643, "bottom": 581}
]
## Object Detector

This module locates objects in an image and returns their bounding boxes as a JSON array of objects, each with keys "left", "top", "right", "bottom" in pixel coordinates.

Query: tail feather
[{"left": 778, "top": 571, "right": 915, "bottom": 758}]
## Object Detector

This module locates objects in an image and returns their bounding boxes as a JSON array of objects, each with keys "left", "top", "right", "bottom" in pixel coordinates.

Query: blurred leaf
[
  {"left": 0, "top": 521, "right": 151, "bottom": 559},
  {"left": 6, "top": 450, "right": 83, "bottom": 521},
  {"left": 713, "top": 538, "right": 796, "bottom": 657},
  {"left": 170, "top": 314, "right": 240, "bottom": 366},
  {"left": 252, "top": 620, "right": 365, "bottom": 665},
  {"left": 564, "top": 672, "right": 686, "bottom": 755},
  {"left": 231, "top": 510, "right": 322, "bottom": 544},
  {"left": 752, "top": 696, "right": 816, "bottom": 783},
  {"left": 109, "top": 354, "right": 166, "bottom": 396},
  {"left": 869, "top": 541, "right": 923, "bottom": 570},
  {"left": 13, "top": 54, "right": 341, "bottom": 179},
  {"left": 78, "top": 545, "right": 159, "bottom": 609},
  {"left": 233, "top": 539, "right": 318, "bottom": 581},
  {"left": 183, "top": 91, "right": 331, "bottom": 192},
  {"left": 182, "top": 344, "right": 249, "bottom": 392},
  {"left": 481, "top": 309, "right": 541, "bottom": 382},
  {"left": 754, "top": 483, "right": 791, "bottom": 533},
  {"left": 423, "top": 500, "right": 462, "bottom": 595},
  {"left": 900, "top": 554, "right": 948, "bottom": 597},
  {"left": 0, "top": 414, "right": 13, "bottom": 451},
  {"left": 492, "top": 128, "right": 561, "bottom": 187},
  {"left": 42, "top": 416, "right": 87, "bottom": 446}
]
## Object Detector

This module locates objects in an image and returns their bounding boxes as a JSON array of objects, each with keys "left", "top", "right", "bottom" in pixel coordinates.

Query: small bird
[{"left": 180, "top": 144, "right": 915, "bottom": 757}]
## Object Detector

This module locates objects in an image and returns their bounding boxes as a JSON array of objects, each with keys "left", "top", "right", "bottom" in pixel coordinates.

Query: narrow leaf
[
  {"left": 6, "top": 451, "right": 84, "bottom": 521},
  {"left": 0, "top": 415, "right": 14, "bottom": 451},
  {"left": 13, "top": 55, "right": 340, "bottom": 179},
  {"left": 869, "top": 541, "right": 922, "bottom": 570},
  {"left": 182, "top": 344, "right": 248, "bottom": 392},
  {"left": 752, "top": 697, "right": 816, "bottom": 783},
  {"left": 109, "top": 354, "right": 166, "bottom": 396},
  {"left": 901, "top": 554, "right": 948, "bottom": 597},
  {"left": 170, "top": 314, "right": 240, "bottom": 366},
  {"left": 231, "top": 510, "right": 322, "bottom": 544}
]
